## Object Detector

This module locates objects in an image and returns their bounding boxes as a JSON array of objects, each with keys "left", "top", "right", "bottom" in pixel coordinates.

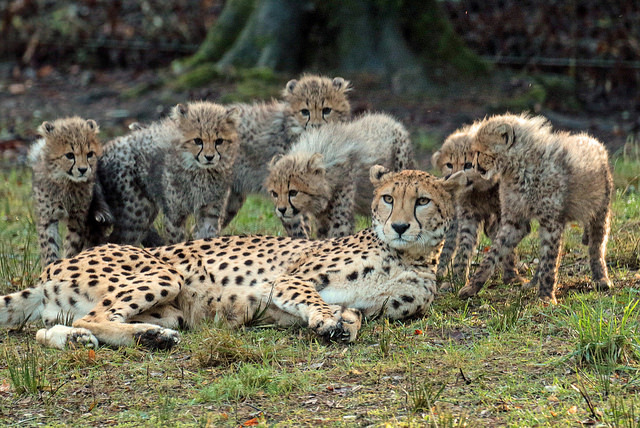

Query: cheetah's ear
[
  {"left": 224, "top": 107, "right": 239, "bottom": 126},
  {"left": 496, "top": 123, "right": 515, "bottom": 148},
  {"left": 306, "top": 153, "right": 325, "bottom": 176},
  {"left": 369, "top": 165, "right": 391, "bottom": 186},
  {"left": 38, "top": 121, "right": 55, "bottom": 136},
  {"left": 86, "top": 119, "right": 99, "bottom": 134},
  {"left": 284, "top": 79, "right": 298, "bottom": 95},
  {"left": 268, "top": 154, "right": 284, "bottom": 169},
  {"left": 431, "top": 151, "right": 441, "bottom": 170},
  {"left": 332, "top": 77, "right": 351, "bottom": 92},
  {"left": 172, "top": 103, "right": 189, "bottom": 120}
]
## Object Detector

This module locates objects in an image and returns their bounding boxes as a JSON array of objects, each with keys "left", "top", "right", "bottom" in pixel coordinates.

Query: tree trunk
[{"left": 174, "top": 0, "right": 487, "bottom": 87}]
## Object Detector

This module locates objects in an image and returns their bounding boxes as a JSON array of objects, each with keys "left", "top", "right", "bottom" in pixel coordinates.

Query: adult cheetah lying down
[{"left": 1, "top": 167, "right": 461, "bottom": 349}]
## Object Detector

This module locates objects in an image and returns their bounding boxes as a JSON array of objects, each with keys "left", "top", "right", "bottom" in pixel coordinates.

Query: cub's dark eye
[
  {"left": 194, "top": 138, "right": 203, "bottom": 145},
  {"left": 288, "top": 190, "right": 298, "bottom": 197},
  {"left": 464, "top": 162, "right": 473, "bottom": 170},
  {"left": 477, "top": 166, "right": 487, "bottom": 174},
  {"left": 215, "top": 138, "right": 224, "bottom": 146},
  {"left": 65, "top": 152, "right": 75, "bottom": 160},
  {"left": 445, "top": 163, "right": 453, "bottom": 169},
  {"left": 322, "top": 107, "right": 332, "bottom": 116},
  {"left": 270, "top": 190, "right": 278, "bottom": 198},
  {"left": 416, "top": 197, "right": 430, "bottom": 206},
  {"left": 300, "top": 109, "right": 310, "bottom": 117},
  {"left": 382, "top": 195, "right": 393, "bottom": 204},
  {"left": 87, "top": 151, "right": 95, "bottom": 159}
]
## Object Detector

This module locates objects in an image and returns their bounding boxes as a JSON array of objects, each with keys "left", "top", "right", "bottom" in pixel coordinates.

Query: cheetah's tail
[{"left": 0, "top": 287, "right": 44, "bottom": 327}]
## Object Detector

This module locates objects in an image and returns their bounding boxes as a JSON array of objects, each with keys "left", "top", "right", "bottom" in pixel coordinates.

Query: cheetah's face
[
  {"left": 265, "top": 153, "right": 330, "bottom": 219},
  {"left": 171, "top": 102, "right": 238, "bottom": 170},
  {"left": 38, "top": 118, "right": 101, "bottom": 183},
  {"left": 471, "top": 120, "right": 514, "bottom": 178},
  {"left": 283, "top": 76, "right": 351, "bottom": 131},
  {"left": 370, "top": 166, "right": 457, "bottom": 251},
  {"left": 432, "top": 134, "right": 475, "bottom": 178}
]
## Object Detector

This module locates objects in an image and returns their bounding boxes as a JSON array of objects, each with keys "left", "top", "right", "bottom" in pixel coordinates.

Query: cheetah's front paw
[
  {"left": 310, "top": 307, "right": 362, "bottom": 343},
  {"left": 458, "top": 283, "right": 482, "bottom": 299},
  {"left": 36, "top": 325, "right": 99, "bottom": 350},
  {"left": 133, "top": 328, "right": 181, "bottom": 350}
]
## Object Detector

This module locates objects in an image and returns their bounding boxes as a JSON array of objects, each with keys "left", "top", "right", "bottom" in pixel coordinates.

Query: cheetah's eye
[
  {"left": 382, "top": 195, "right": 393, "bottom": 204},
  {"left": 416, "top": 197, "right": 430, "bottom": 206},
  {"left": 194, "top": 138, "right": 203, "bottom": 146},
  {"left": 270, "top": 190, "right": 278, "bottom": 198},
  {"left": 87, "top": 151, "right": 95, "bottom": 159},
  {"left": 445, "top": 162, "right": 453, "bottom": 169},
  {"left": 215, "top": 138, "right": 224, "bottom": 146},
  {"left": 464, "top": 162, "right": 473, "bottom": 170},
  {"left": 322, "top": 107, "right": 332, "bottom": 116},
  {"left": 300, "top": 109, "right": 310, "bottom": 117},
  {"left": 65, "top": 152, "right": 75, "bottom": 160},
  {"left": 288, "top": 190, "right": 298, "bottom": 197}
]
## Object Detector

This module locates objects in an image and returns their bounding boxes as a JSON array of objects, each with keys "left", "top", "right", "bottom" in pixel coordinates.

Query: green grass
[{"left": 0, "top": 155, "right": 639, "bottom": 426}]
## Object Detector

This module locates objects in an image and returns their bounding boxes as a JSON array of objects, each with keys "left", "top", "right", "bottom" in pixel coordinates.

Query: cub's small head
[
  {"left": 37, "top": 117, "right": 101, "bottom": 182},
  {"left": 283, "top": 74, "right": 351, "bottom": 131},
  {"left": 265, "top": 153, "right": 331, "bottom": 219},
  {"left": 370, "top": 165, "right": 461, "bottom": 252},
  {"left": 472, "top": 113, "right": 551, "bottom": 175},
  {"left": 432, "top": 124, "right": 479, "bottom": 178},
  {"left": 171, "top": 102, "right": 238, "bottom": 170}
]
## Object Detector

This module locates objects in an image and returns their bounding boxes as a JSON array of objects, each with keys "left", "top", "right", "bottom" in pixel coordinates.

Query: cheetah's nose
[
  {"left": 278, "top": 207, "right": 287, "bottom": 215},
  {"left": 391, "top": 223, "right": 410, "bottom": 236},
  {"left": 77, "top": 167, "right": 88, "bottom": 175},
  {"left": 204, "top": 154, "right": 215, "bottom": 162}
]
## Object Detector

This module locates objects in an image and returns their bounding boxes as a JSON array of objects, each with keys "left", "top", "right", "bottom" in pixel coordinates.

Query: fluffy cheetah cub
[
  {"left": 30, "top": 117, "right": 112, "bottom": 268},
  {"left": 265, "top": 113, "right": 413, "bottom": 238},
  {"left": 432, "top": 123, "right": 525, "bottom": 286},
  {"left": 1, "top": 167, "right": 461, "bottom": 350},
  {"left": 97, "top": 101, "right": 238, "bottom": 246},
  {"left": 224, "top": 74, "right": 352, "bottom": 227},
  {"left": 460, "top": 113, "right": 613, "bottom": 303}
]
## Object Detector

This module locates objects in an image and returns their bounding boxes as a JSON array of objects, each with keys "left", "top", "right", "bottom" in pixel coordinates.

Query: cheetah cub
[
  {"left": 460, "top": 113, "right": 613, "bottom": 303},
  {"left": 0, "top": 167, "right": 463, "bottom": 350},
  {"left": 432, "top": 123, "right": 525, "bottom": 287},
  {"left": 97, "top": 101, "right": 238, "bottom": 246},
  {"left": 223, "top": 74, "right": 352, "bottom": 227},
  {"left": 265, "top": 113, "right": 413, "bottom": 238},
  {"left": 30, "top": 117, "right": 112, "bottom": 268}
]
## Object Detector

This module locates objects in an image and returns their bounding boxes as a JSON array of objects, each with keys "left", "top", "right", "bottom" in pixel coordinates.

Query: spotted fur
[
  {"left": 223, "top": 74, "right": 352, "bottom": 227},
  {"left": 265, "top": 113, "right": 413, "bottom": 238},
  {"left": 95, "top": 101, "right": 239, "bottom": 246},
  {"left": 459, "top": 113, "right": 613, "bottom": 303},
  {"left": 2, "top": 167, "right": 460, "bottom": 349},
  {"left": 30, "top": 117, "right": 112, "bottom": 268},
  {"left": 432, "top": 124, "right": 525, "bottom": 287}
]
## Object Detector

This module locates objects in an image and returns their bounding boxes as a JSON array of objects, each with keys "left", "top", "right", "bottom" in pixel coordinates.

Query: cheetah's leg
[
  {"left": 267, "top": 278, "right": 362, "bottom": 342},
  {"left": 356, "top": 271, "right": 437, "bottom": 320},
  {"left": 69, "top": 264, "right": 184, "bottom": 349},
  {"left": 195, "top": 188, "right": 230, "bottom": 239},
  {"left": 221, "top": 189, "right": 245, "bottom": 229},
  {"left": 322, "top": 182, "right": 356, "bottom": 238},
  {"left": 437, "top": 216, "right": 458, "bottom": 279},
  {"left": 587, "top": 208, "right": 612, "bottom": 291},
  {"left": 459, "top": 218, "right": 530, "bottom": 299},
  {"left": 37, "top": 218, "right": 60, "bottom": 268},
  {"left": 163, "top": 210, "right": 187, "bottom": 245},
  {"left": 451, "top": 211, "right": 480, "bottom": 284},
  {"left": 487, "top": 217, "right": 529, "bottom": 286},
  {"left": 535, "top": 220, "right": 564, "bottom": 304},
  {"left": 280, "top": 214, "right": 312, "bottom": 239},
  {"left": 64, "top": 215, "right": 88, "bottom": 259}
]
